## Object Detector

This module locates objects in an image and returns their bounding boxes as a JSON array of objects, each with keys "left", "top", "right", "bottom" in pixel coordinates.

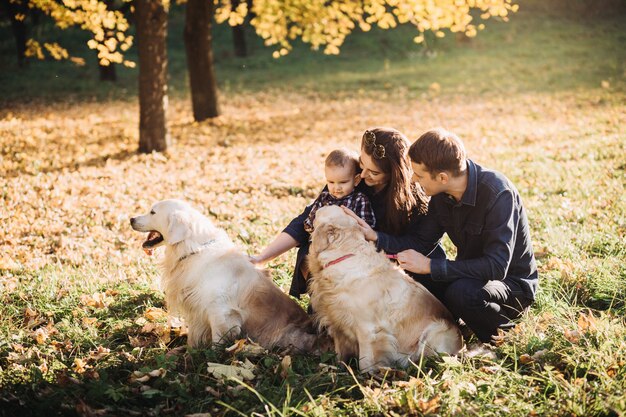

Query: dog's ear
[
  {"left": 311, "top": 224, "right": 339, "bottom": 254},
  {"left": 167, "top": 210, "right": 192, "bottom": 244}
]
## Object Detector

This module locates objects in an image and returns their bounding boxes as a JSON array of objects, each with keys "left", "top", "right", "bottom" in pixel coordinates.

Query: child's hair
[
  {"left": 360, "top": 127, "right": 428, "bottom": 234},
  {"left": 409, "top": 128, "right": 466, "bottom": 178},
  {"left": 325, "top": 148, "right": 360, "bottom": 175}
]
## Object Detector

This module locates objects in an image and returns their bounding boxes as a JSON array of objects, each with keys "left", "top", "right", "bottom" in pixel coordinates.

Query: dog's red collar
[{"left": 323, "top": 254, "right": 355, "bottom": 269}]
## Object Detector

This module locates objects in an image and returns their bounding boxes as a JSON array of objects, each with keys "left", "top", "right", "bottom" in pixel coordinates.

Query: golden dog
[
  {"left": 131, "top": 199, "right": 319, "bottom": 352},
  {"left": 308, "top": 205, "right": 462, "bottom": 372}
]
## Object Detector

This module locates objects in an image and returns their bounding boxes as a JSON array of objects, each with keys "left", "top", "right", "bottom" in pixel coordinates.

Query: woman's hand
[
  {"left": 341, "top": 206, "right": 378, "bottom": 242},
  {"left": 396, "top": 249, "right": 431, "bottom": 274}
]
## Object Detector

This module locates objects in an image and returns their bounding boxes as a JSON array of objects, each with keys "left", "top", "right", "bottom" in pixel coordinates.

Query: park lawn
[{"left": 1, "top": 0, "right": 625, "bottom": 416}]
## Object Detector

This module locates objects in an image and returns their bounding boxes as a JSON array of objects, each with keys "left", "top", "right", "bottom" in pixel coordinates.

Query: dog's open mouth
[{"left": 142, "top": 231, "right": 164, "bottom": 256}]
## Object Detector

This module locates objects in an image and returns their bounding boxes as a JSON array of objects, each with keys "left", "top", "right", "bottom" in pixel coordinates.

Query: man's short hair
[
  {"left": 325, "top": 148, "right": 360, "bottom": 174},
  {"left": 409, "top": 128, "right": 466, "bottom": 177}
]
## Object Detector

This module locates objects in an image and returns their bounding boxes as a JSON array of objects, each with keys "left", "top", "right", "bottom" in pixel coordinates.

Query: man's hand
[
  {"left": 341, "top": 206, "right": 377, "bottom": 242},
  {"left": 397, "top": 249, "right": 431, "bottom": 274}
]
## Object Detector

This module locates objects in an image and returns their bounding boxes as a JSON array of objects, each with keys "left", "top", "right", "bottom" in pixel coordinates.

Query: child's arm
[
  {"left": 251, "top": 187, "right": 327, "bottom": 264},
  {"left": 250, "top": 232, "right": 299, "bottom": 265}
]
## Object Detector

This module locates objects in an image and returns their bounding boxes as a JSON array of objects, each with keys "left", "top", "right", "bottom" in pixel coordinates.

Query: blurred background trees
[{"left": 2, "top": 0, "right": 526, "bottom": 153}]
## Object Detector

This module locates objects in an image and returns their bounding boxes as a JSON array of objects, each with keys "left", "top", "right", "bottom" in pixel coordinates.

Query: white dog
[
  {"left": 130, "top": 199, "right": 319, "bottom": 351},
  {"left": 307, "top": 205, "right": 462, "bottom": 372}
]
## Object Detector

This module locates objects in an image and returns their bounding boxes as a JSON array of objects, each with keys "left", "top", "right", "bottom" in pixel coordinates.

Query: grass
[{"left": 1, "top": 0, "right": 625, "bottom": 415}]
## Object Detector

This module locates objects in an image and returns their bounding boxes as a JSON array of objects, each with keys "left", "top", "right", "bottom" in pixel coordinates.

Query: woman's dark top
[{"left": 283, "top": 182, "right": 445, "bottom": 298}]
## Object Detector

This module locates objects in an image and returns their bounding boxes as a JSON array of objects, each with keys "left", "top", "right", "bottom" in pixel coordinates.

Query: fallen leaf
[
  {"left": 33, "top": 327, "right": 49, "bottom": 344},
  {"left": 38, "top": 360, "right": 49, "bottom": 374},
  {"left": 80, "top": 292, "right": 109, "bottom": 309},
  {"left": 519, "top": 353, "right": 533, "bottom": 364},
  {"left": 82, "top": 317, "right": 98, "bottom": 326},
  {"left": 280, "top": 355, "right": 292, "bottom": 379},
  {"left": 130, "top": 371, "right": 151, "bottom": 383},
  {"left": 148, "top": 368, "right": 167, "bottom": 378},
  {"left": 564, "top": 329, "right": 580, "bottom": 343},
  {"left": 418, "top": 394, "right": 441, "bottom": 414},
  {"left": 89, "top": 346, "right": 110, "bottom": 360},
  {"left": 577, "top": 311, "right": 597, "bottom": 333},
  {"left": 73, "top": 358, "right": 88, "bottom": 374},
  {"left": 144, "top": 307, "right": 167, "bottom": 321},
  {"left": 225, "top": 338, "right": 247, "bottom": 354},
  {"left": 607, "top": 365, "right": 618, "bottom": 377},
  {"left": 207, "top": 360, "right": 255, "bottom": 380}
]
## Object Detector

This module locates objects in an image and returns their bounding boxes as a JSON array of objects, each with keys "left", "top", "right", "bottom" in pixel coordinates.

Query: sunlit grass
[{"left": 1, "top": 0, "right": 625, "bottom": 415}]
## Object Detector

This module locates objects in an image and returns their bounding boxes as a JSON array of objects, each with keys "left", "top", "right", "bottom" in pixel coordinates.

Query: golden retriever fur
[
  {"left": 308, "top": 206, "right": 462, "bottom": 372},
  {"left": 131, "top": 199, "right": 318, "bottom": 351}
]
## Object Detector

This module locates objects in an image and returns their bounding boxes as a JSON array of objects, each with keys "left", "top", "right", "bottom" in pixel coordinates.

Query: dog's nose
[{"left": 130, "top": 217, "right": 136, "bottom": 226}]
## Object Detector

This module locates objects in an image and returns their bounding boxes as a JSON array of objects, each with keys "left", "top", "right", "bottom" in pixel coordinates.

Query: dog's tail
[{"left": 414, "top": 319, "right": 463, "bottom": 359}]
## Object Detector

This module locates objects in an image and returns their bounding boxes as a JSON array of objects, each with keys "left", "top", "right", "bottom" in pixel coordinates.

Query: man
[
  {"left": 399, "top": 128, "right": 538, "bottom": 343},
  {"left": 350, "top": 128, "right": 538, "bottom": 343}
]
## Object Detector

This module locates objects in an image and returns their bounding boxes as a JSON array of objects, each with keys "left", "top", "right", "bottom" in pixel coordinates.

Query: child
[{"left": 250, "top": 148, "right": 376, "bottom": 295}]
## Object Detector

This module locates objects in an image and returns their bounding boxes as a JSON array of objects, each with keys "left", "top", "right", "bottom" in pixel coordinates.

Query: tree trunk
[
  {"left": 231, "top": 0, "right": 246, "bottom": 57},
  {"left": 3, "top": 0, "right": 28, "bottom": 67},
  {"left": 232, "top": 25, "right": 246, "bottom": 57},
  {"left": 99, "top": 63, "right": 117, "bottom": 81},
  {"left": 184, "top": 0, "right": 219, "bottom": 121},
  {"left": 135, "top": 0, "right": 170, "bottom": 153}
]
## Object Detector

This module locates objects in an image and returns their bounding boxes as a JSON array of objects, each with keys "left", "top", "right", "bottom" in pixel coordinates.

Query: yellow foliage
[
  {"left": 251, "top": 0, "right": 518, "bottom": 56},
  {"left": 43, "top": 42, "right": 70, "bottom": 60},
  {"left": 25, "top": 39, "right": 44, "bottom": 60},
  {"left": 24, "top": 0, "right": 518, "bottom": 81},
  {"left": 104, "top": 37, "right": 118, "bottom": 53},
  {"left": 29, "top": 0, "right": 134, "bottom": 66},
  {"left": 216, "top": 0, "right": 249, "bottom": 27},
  {"left": 465, "top": 25, "right": 477, "bottom": 37}
]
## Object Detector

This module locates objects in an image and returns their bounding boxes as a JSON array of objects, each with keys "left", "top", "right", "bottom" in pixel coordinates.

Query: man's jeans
[{"left": 418, "top": 276, "right": 533, "bottom": 343}]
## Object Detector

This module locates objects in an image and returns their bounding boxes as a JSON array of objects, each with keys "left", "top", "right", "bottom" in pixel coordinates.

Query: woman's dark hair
[{"left": 361, "top": 127, "right": 428, "bottom": 234}]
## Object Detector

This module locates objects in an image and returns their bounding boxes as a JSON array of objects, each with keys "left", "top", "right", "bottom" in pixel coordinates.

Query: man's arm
[
  {"left": 430, "top": 190, "right": 517, "bottom": 282},
  {"left": 375, "top": 204, "right": 444, "bottom": 255}
]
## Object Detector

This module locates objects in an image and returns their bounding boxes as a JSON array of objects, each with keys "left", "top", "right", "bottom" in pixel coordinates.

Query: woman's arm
[
  {"left": 342, "top": 205, "right": 444, "bottom": 255},
  {"left": 341, "top": 206, "right": 378, "bottom": 241}
]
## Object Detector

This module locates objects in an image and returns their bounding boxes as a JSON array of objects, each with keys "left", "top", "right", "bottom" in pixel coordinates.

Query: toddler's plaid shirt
[{"left": 303, "top": 190, "right": 376, "bottom": 233}]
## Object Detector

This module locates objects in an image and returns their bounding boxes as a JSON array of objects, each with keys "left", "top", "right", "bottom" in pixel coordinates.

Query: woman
[{"left": 252, "top": 127, "right": 444, "bottom": 298}]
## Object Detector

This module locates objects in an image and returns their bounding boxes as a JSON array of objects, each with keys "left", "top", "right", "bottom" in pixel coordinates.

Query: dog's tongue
[{"left": 143, "top": 247, "right": 154, "bottom": 256}]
